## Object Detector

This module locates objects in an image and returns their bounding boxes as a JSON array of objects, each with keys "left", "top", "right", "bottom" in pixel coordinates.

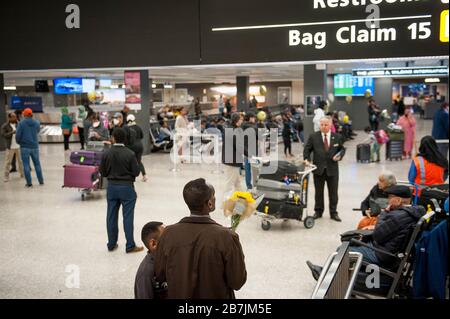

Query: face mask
[
  {"left": 93, "top": 122, "right": 100, "bottom": 128},
  {"left": 113, "top": 119, "right": 120, "bottom": 126},
  {"left": 445, "top": 108, "right": 449, "bottom": 114}
]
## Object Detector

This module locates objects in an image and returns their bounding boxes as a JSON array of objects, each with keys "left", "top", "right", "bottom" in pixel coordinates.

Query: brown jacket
[
  {"left": 1, "top": 122, "right": 14, "bottom": 149},
  {"left": 155, "top": 216, "right": 247, "bottom": 299}
]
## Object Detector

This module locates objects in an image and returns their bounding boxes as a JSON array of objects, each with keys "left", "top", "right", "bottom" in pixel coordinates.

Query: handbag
[
  {"left": 72, "top": 125, "right": 79, "bottom": 135},
  {"left": 340, "top": 229, "right": 373, "bottom": 243}
]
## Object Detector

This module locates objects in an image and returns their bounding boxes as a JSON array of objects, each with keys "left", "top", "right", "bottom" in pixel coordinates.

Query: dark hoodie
[
  {"left": 372, "top": 205, "right": 425, "bottom": 265},
  {"left": 16, "top": 117, "right": 41, "bottom": 149}
]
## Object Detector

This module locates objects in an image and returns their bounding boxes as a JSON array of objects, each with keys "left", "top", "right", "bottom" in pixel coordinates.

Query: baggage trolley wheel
[
  {"left": 81, "top": 194, "right": 86, "bottom": 201},
  {"left": 304, "top": 216, "right": 315, "bottom": 229},
  {"left": 261, "top": 220, "right": 271, "bottom": 231}
]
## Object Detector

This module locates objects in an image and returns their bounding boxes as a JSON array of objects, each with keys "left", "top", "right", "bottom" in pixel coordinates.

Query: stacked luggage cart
[
  {"left": 62, "top": 142, "right": 108, "bottom": 201},
  {"left": 251, "top": 160, "right": 317, "bottom": 231},
  {"left": 386, "top": 126, "right": 404, "bottom": 161}
]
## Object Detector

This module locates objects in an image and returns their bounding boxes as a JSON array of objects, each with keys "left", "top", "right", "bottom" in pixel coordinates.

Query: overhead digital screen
[{"left": 334, "top": 74, "right": 375, "bottom": 96}]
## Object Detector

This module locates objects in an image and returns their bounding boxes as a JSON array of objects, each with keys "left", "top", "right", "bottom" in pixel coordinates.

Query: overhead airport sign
[
  {"left": 0, "top": 0, "right": 448, "bottom": 70},
  {"left": 201, "top": 0, "right": 449, "bottom": 64},
  {"left": 353, "top": 66, "right": 450, "bottom": 77}
]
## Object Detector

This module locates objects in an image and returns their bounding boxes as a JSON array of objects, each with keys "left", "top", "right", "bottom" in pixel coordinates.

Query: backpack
[{"left": 375, "top": 130, "right": 389, "bottom": 144}]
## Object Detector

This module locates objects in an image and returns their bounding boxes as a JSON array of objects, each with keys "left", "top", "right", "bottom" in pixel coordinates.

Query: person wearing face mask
[
  {"left": 307, "top": 185, "right": 425, "bottom": 280},
  {"left": 155, "top": 178, "right": 247, "bottom": 299},
  {"left": 432, "top": 102, "right": 449, "bottom": 159},
  {"left": 88, "top": 114, "right": 110, "bottom": 142},
  {"left": 396, "top": 107, "right": 417, "bottom": 159},
  {"left": 2, "top": 112, "right": 24, "bottom": 182}
]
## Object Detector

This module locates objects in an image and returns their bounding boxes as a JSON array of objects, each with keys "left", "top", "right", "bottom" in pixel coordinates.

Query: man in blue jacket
[
  {"left": 432, "top": 102, "right": 449, "bottom": 159},
  {"left": 15, "top": 108, "right": 44, "bottom": 187}
]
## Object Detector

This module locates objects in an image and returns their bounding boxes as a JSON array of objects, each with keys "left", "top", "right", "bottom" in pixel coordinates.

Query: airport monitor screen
[
  {"left": 54, "top": 78, "right": 83, "bottom": 94},
  {"left": 54, "top": 78, "right": 96, "bottom": 94},
  {"left": 334, "top": 74, "right": 375, "bottom": 97}
]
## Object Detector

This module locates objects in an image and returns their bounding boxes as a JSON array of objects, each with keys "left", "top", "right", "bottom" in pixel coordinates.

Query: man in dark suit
[{"left": 304, "top": 116, "right": 346, "bottom": 222}]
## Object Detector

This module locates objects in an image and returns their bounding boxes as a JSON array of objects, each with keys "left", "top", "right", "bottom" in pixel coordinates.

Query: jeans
[
  {"left": 106, "top": 183, "right": 137, "bottom": 252},
  {"left": 370, "top": 142, "right": 380, "bottom": 162},
  {"left": 244, "top": 159, "right": 252, "bottom": 189},
  {"left": 20, "top": 147, "right": 44, "bottom": 186},
  {"left": 348, "top": 242, "right": 380, "bottom": 265}
]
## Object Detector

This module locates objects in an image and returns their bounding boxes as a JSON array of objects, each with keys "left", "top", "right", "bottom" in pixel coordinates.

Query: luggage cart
[{"left": 252, "top": 160, "right": 317, "bottom": 230}]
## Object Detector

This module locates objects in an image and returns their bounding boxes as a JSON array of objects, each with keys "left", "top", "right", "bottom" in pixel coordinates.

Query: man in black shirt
[
  {"left": 100, "top": 128, "right": 143, "bottom": 254},
  {"left": 135, "top": 221, "right": 166, "bottom": 299}
]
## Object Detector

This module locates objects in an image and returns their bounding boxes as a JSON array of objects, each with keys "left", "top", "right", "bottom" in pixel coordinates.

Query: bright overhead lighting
[
  {"left": 152, "top": 84, "right": 157, "bottom": 89},
  {"left": 110, "top": 85, "right": 120, "bottom": 89},
  {"left": 3, "top": 86, "right": 17, "bottom": 90},
  {"left": 424, "top": 78, "right": 441, "bottom": 83}
]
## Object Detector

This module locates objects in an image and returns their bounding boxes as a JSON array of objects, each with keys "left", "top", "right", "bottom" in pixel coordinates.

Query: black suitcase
[
  {"left": 356, "top": 144, "right": 371, "bottom": 163},
  {"left": 386, "top": 140, "right": 403, "bottom": 161},
  {"left": 259, "top": 161, "right": 303, "bottom": 182},
  {"left": 257, "top": 198, "right": 304, "bottom": 220}
]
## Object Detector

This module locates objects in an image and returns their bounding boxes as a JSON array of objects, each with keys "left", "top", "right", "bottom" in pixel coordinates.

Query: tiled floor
[{"left": 0, "top": 119, "right": 436, "bottom": 299}]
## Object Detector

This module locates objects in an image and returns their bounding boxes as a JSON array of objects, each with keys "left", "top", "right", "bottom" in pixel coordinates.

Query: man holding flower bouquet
[{"left": 155, "top": 178, "right": 247, "bottom": 299}]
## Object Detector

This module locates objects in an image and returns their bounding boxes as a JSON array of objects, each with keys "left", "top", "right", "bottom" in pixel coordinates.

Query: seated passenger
[
  {"left": 307, "top": 185, "right": 425, "bottom": 280},
  {"left": 357, "top": 171, "right": 396, "bottom": 229},
  {"left": 134, "top": 222, "right": 166, "bottom": 299},
  {"left": 159, "top": 120, "right": 173, "bottom": 142},
  {"left": 408, "top": 136, "right": 448, "bottom": 197}
]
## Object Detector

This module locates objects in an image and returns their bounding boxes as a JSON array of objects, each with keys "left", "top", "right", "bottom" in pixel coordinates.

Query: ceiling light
[
  {"left": 152, "top": 84, "right": 157, "bottom": 89},
  {"left": 110, "top": 85, "right": 119, "bottom": 89},
  {"left": 424, "top": 78, "right": 441, "bottom": 83},
  {"left": 3, "top": 86, "right": 17, "bottom": 90}
]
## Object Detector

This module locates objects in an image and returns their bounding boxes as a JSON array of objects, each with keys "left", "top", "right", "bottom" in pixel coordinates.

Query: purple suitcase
[
  {"left": 63, "top": 164, "right": 100, "bottom": 189},
  {"left": 70, "top": 150, "right": 103, "bottom": 166}
]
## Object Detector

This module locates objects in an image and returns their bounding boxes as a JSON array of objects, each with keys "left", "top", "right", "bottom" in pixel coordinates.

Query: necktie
[{"left": 324, "top": 134, "right": 329, "bottom": 152}]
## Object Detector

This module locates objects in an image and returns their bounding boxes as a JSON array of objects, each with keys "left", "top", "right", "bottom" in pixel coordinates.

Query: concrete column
[
  {"left": 236, "top": 76, "right": 249, "bottom": 112},
  {"left": 303, "top": 65, "right": 327, "bottom": 142},
  {"left": 133, "top": 70, "right": 152, "bottom": 155},
  {"left": 0, "top": 74, "right": 6, "bottom": 151}
]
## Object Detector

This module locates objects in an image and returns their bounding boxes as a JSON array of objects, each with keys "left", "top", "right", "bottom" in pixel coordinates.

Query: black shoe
[
  {"left": 306, "top": 261, "right": 323, "bottom": 281},
  {"left": 313, "top": 212, "right": 323, "bottom": 219},
  {"left": 25, "top": 184, "right": 33, "bottom": 188},
  {"left": 330, "top": 214, "right": 342, "bottom": 222},
  {"left": 9, "top": 168, "right": 17, "bottom": 173},
  {"left": 108, "top": 244, "right": 119, "bottom": 252}
]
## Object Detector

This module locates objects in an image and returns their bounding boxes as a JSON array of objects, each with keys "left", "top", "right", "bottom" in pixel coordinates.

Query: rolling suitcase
[
  {"left": 259, "top": 161, "right": 303, "bottom": 182},
  {"left": 256, "top": 179, "right": 302, "bottom": 200},
  {"left": 63, "top": 164, "right": 100, "bottom": 189},
  {"left": 386, "top": 140, "right": 403, "bottom": 160},
  {"left": 70, "top": 150, "right": 103, "bottom": 166},
  {"left": 356, "top": 144, "right": 371, "bottom": 163}
]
